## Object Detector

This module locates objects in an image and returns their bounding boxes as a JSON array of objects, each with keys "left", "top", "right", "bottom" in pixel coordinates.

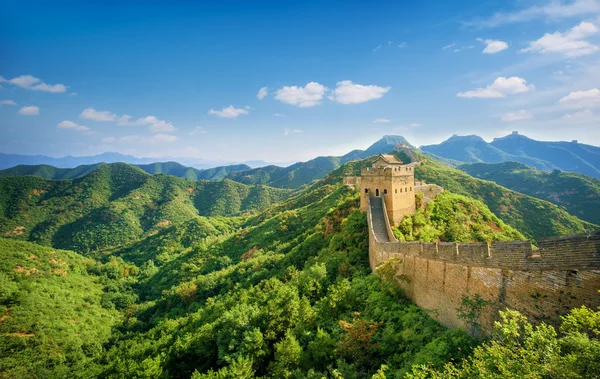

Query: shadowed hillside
[{"left": 459, "top": 161, "right": 600, "bottom": 225}]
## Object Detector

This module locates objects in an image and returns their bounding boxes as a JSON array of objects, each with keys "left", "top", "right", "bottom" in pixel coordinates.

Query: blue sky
[{"left": 2, "top": 0, "right": 600, "bottom": 164}]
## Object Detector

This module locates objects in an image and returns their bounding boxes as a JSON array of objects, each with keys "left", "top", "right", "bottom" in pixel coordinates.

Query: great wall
[{"left": 346, "top": 153, "right": 600, "bottom": 333}]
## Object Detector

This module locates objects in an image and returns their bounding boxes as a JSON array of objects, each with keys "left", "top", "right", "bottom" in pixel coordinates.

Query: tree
[{"left": 455, "top": 294, "right": 492, "bottom": 337}]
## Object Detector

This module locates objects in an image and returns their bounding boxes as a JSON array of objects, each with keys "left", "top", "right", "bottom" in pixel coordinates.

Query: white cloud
[
  {"left": 117, "top": 115, "right": 176, "bottom": 132},
  {"left": 558, "top": 88, "right": 600, "bottom": 108},
  {"left": 257, "top": 87, "right": 268, "bottom": 100},
  {"left": 81, "top": 108, "right": 118, "bottom": 121},
  {"left": 560, "top": 109, "right": 595, "bottom": 122},
  {"left": 501, "top": 110, "right": 533, "bottom": 121},
  {"left": 70, "top": 92, "right": 77, "bottom": 96},
  {"left": 457, "top": 76, "right": 534, "bottom": 98},
  {"left": 373, "top": 118, "right": 391, "bottom": 123},
  {"left": 521, "top": 21, "right": 599, "bottom": 57},
  {"left": 0, "top": 74, "right": 67, "bottom": 93},
  {"left": 272, "top": 113, "right": 285, "bottom": 117},
  {"left": 330, "top": 80, "right": 391, "bottom": 104},
  {"left": 208, "top": 105, "right": 250, "bottom": 118},
  {"left": 373, "top": 45, "right": 382, "bottom": 52},
  {"left": 284, "top": 128, "right": 303, "bottom": 136},
  {"left": 477, "top": 38, "right": 509, "bottom": 54},
  {"left": 410, "top": 123, "right": 423, "bottom": 127},
  {"left": 275, "top": 82, "right": 328, "bottom": 107},
  {"left": 57, "top": 120, "right": 90, "bottom": 132},
  {"left": 398, "top": 42, "right": 407, "bottom": 48},
  {"left": 442, "top": 42, "right": 456, "bottom": 50},
  {"left": 467, "top": 0, "right": 600, "bottom": 28},
  {"left": 1, "top": 100, "right": 16, "bottom": 105},
  {"left": 190, "top": 126, "right": 208, "bottom": 135},
  {"left": 81, "top": 108, "right": 176, "bottom": 133},
  {"left": 18, "top": 106, "right": 39, "bottom": 115}
]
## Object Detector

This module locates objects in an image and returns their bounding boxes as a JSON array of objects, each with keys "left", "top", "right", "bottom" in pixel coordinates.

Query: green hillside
[
  {"left": 0, "top": 163, "right": 290, "bottom": 253},
  {"left": 324, "top": 153, "right": 598, "bottom": 241},
  {"left": 1, "top": 151, "right": 598, "bottom": 378},
  {"left": 459, "top": 161, "right": 600, "bottom": 225},
  {"left": 394, "top": 192, "right": 526, "bottom": 242},
  {"left": 0, "top": 163, "right": 104, "bottom": 179},
  {"left": 0, "top": 239, "right": 125, "bottom": 377}
]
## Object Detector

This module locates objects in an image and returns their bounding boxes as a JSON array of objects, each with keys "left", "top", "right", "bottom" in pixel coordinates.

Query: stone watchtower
[{"left": 359, "top": 154, "right": 416, "bottom": 225}]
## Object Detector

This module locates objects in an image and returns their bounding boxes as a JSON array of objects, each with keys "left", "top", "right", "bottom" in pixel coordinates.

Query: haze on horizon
[{"left": 2, "top": 0, "right": 600, "bottom": 163}]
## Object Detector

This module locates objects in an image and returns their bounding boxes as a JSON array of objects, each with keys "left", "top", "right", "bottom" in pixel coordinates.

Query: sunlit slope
[{"left": 0, "top": 163, "right": 290, "bottom": 253}]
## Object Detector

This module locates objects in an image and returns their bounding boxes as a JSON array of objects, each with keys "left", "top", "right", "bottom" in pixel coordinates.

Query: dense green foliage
[
  {"left": 459, "top": 161, "right": 600, "bottom": 225},
  {"left": 393, "top": 192, "right": 525, "bottom": 242},
  {"left": 0, "top": 163, "right": 290, "bottom": 253},
  {"left": 0, "top": 239, "right": 128, "bottom": 377},
  {"left": 1, "top": 148, "right": 598, "bottom": 378},
  {"left": 407, "top": 306, "right": 600, "bottom": 378}
]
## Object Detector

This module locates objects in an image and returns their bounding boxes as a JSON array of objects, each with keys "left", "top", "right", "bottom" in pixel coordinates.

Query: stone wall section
[{"left": 367, "top": 204, "right": 600, "bottom": 332}]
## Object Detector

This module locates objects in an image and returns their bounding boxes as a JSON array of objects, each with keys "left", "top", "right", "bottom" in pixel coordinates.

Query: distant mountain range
[
  {"left": 421, "top": 132, "right": 600, "bottom": 179},
  {"left": 0, "top": 135, "right": 412, "bottom": 189}
]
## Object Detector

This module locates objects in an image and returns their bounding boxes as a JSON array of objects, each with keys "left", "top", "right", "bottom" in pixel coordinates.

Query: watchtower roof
[{"left": 376, "top": 154, "right": 403, "bottom": 165}]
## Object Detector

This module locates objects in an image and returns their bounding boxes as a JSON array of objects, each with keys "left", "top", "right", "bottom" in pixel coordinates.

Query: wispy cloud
[
  {"left": 275, "top": 82, "right": 328, "bottom": 107},
  {"left": 18, "top": 105, "right": 39, "bottom": 115},
  {"left": 442, "top": 42, "right": 456, "bottom": 50},
  {"left": 477, "top": 38, "right": 509, "bottom": 54},
  {"left": 501, "top": 110, "right": 533, "bottom": 121},
  {"left": 373, "top": 118, "right": 391, "bottom": 123},
  {"left": 0, "top": 74, "right": 67, "bottom": 93},
  {"left": 1, "top": 100, "right": 16, "bottom": 105},
  {"left": 208, "top": 105, "right": 250, "bottom": 118},
  {"left": 466, "top": 0, "right": 600, "bottom": 28},
  {"left": 373, "top": 45, "right": 382, "bottom": 52},
  {"left": 81, "top": 107, "right": 176, "bottom": 132},
  {"left": 272, "top": 113, "right": 285, "bottom": 117},
  {"left": 329, "top": 80, "right": 391, "bottom": 104},
  {"left": 558, "top": 88, "right": 600, "bottom": 108},
  {"left": 521, "top": 21, "right": 599, "bottom": 57},
  {"left": 57, "top": 120, "right": 90, "bottom": 132},
  {"left": 190, "top": 126, "right": 208, "bottom": 135},
  {"left": 457, "top": 77, "right": 534, "bottom": 99},
  {"left": 397, "top": 42, "right": 407, "bottom": 48},
  {"left": 81, "top": 108, "right": 118, "bottom": 122},
  {"left": 410, "top": 123, "right": 423, "bottom": 127},
  {"left": 284, "top": 128, "right": 303, "bottom": 136},
  {"left": 454, "top": 45, "right": 475, "bottom": 53},
  {"left": 257, "top": 86, "right": 268, "bottom": 100}
]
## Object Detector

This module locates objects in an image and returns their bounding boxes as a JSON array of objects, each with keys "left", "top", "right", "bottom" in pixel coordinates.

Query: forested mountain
[
  {"left": 0, "top": 135, "right": 412, "bottom": 189},
  {"left": 0, "top": 152, "right": 158, "bottom": 170},
  {"left": 0, "top": 162, "right": 251, "bottom": 181},
  {"left": 0, "top": 163, "right": 290, "bottom": 253},
  {"left": 1, "top": 151, "right": 598, "bottom": 378},
  {"left": 459, "top": 161, "right": 600, "bottom": 225},
  {"left": 420, "top": 132, "right": 600, "bottom": 178}
]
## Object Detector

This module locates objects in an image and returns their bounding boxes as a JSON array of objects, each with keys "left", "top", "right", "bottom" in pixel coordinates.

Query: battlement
[{"left": 371, "top": 234, "right": 600, "bottom": 271}]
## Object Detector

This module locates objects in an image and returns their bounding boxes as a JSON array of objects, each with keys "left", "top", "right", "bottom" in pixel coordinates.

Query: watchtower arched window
[
  {"left": 395, "top": 189, "right": 397, "bottom": 194},
  {"left": 376, "top": 189, "right": 380, "bottom": 196},
  {"left": 410, "top": 186, "right": 412, "bottom": 191},
  {"left": 400, "top": 188, "right": 402, "bottom": 193},
  {"left": 365, "top": 188, "right": 369, "bottom": 193},
  {"left": 383, "top": 189, "right": 388, "bottom": 194}
]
